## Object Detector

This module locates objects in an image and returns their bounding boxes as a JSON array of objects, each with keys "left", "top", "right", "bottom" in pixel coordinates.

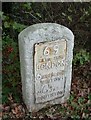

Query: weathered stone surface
[
  {"left": 18, "top": 23, "right": 74, "bottom": 112},
  {"left": 34, "top": 39, "right": 66, "bottom": 103}
]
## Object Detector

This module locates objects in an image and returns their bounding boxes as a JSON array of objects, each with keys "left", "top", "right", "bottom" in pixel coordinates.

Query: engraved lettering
[{"left": 34, "top": 39, "right": 66, "bottom": 103}]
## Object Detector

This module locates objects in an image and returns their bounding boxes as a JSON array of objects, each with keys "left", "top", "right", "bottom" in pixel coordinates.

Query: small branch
[{"left": 22, "top": 11, "right": 42, "bottom": 23}]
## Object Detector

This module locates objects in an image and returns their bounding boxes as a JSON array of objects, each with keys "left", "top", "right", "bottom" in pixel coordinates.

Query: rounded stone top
[{"left": 18, "top": 23, "right": 74, "bottom": 42}]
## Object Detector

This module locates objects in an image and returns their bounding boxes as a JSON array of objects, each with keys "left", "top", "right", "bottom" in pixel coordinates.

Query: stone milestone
[{"left": 18, "top": 23, "right": 74, "bottom": 112}]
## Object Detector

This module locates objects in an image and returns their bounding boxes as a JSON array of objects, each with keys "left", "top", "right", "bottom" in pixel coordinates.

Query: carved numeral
[
  {"left": 43, "top": 45, "right": 59, "bottom": 56},
  {"left": 44, "top": 47, "right": 50, "bottom": 56},
  {"left": 53, "top": 45, "right": 59, "bottom": 54}
]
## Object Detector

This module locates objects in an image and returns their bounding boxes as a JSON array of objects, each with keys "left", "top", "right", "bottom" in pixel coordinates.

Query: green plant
[
  {"left": 2, "top": 13, "right": 26, "bottom": 103},
  {"left": 73, "top": 49, "right": 90, "bottom": 65},
  {"left": 2, "top": 35, "right": 21, "bottom": 104}
]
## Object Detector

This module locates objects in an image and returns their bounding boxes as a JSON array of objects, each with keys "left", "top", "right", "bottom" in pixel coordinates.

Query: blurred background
[{"left": 2, "top": 2, "right": 91, "bottom": 120}]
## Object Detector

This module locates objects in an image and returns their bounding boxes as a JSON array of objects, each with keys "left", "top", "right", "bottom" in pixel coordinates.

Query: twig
[
  {"left": 42, "top": 3, "right": 54, "bottom": 22},
  {"left": 22, "top": 11, "right": 42, "bottom": 23}
]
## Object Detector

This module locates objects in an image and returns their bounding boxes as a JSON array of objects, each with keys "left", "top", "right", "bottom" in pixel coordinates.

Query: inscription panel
[{"left": 34, "top": 39, "right": 67, "bottom": 103}]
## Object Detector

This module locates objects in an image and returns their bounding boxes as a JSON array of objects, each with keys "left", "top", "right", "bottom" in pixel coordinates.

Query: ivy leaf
[
  {"left": 13, "top": 22, "right": 27, "bottom": 32},
  {"left": 4, "top": 22, "right": 10, "bottom": 28}
]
